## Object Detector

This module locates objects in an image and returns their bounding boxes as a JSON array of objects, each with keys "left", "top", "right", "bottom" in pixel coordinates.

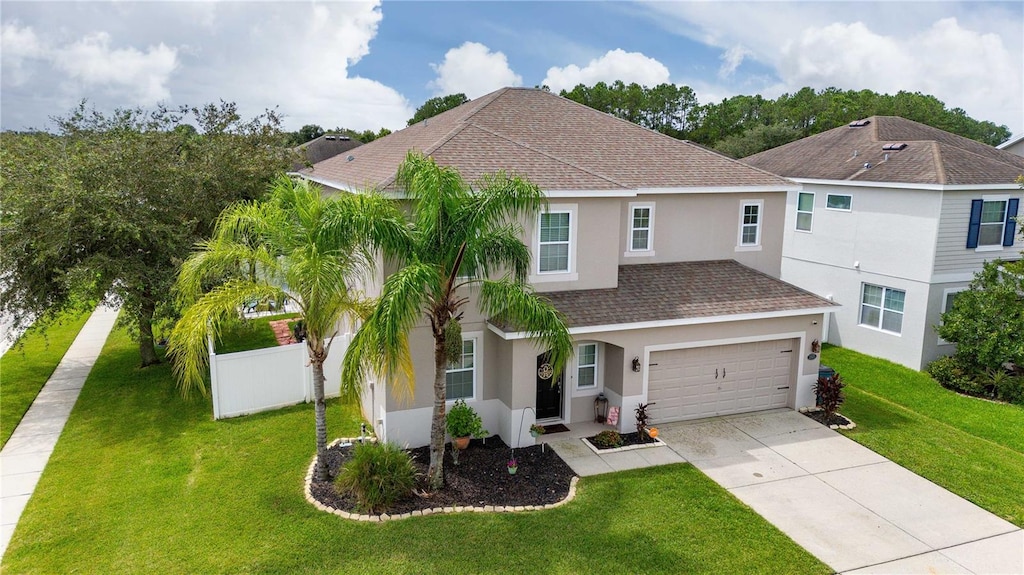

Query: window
[
  {"left": 796, "top": 192, "right": 814, "bottom": 231},
  {"left": 826, "top": 194, "right": 852, "bottom": 211},
  {"left": 938, "top": 288, "right": 966, "bottom": 345},
  {"left": 577, "top": 343, "right": 598, "bottom": 389},
  {"left": 860, "top": 284, "right": 905, "bottom": 334},
  {"left": 630, "top": 205, "right": 653, "bottom": 252},
  {"left": 445, "top": 339, "right": 475, "bottom": 400},
  {"left": 738, "top": 201, "right": 762, "bottom": 247},
  {"left": 967, "top": 197, "right": 1019, "bottom": 249},
  {"left": 539, "top": 212, "right": 571, "bottom": 273}
]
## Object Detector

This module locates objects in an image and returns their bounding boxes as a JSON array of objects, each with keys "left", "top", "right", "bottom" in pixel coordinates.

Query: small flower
[{"left": 507, "top": 458, "right": 518, "bottom": 468}]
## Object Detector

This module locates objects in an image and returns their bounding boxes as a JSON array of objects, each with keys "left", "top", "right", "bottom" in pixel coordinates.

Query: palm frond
[{"left": 479, "top": 279, "right": 573, "bottom": 375}]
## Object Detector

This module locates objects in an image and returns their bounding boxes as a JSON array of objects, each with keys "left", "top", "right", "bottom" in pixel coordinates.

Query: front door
[{"left": 536, "top": 353, "right": 563, "bottom": 420}]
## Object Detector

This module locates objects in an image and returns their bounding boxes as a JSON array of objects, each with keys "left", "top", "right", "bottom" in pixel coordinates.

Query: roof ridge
[
  {"left": 929, "top": 141, "right": 947, "bottom": 185},
  {"left": 378, "top": 89, "right": 513, "bottom": 190},
  {"left": 462, "top": 121, "right": 631, "bottom": 189}
]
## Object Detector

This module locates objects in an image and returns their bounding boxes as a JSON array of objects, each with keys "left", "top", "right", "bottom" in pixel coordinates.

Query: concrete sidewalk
[
  {"left": 0, "top": 305, "right": 118, "bottom": 558},
  {"left": 548, "top": 409, "right": 1023, "bottom": 574}
]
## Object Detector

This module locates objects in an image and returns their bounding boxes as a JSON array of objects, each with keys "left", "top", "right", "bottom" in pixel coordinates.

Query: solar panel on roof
[{"left": 882, "top": 143, "right": 907, "bottom": 151}]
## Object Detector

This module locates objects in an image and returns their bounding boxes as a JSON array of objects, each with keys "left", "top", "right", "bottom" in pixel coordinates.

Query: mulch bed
[
  {"left": 586, "top": 431, "right": 658, "bottom": 450},
  {"left": 308, "top": 436, "right": 576, "bottom": 515},
  {"left": 803, "top": 410, "right": 854, "bottom": 427}
]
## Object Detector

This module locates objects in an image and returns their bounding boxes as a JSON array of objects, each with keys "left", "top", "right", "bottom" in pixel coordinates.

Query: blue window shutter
[
  {"left": 1004, "top": 198, "right": 1020, "bottom": 247},
  {"left": 966, "top": 199, "right": 983, "bottom": 248}
]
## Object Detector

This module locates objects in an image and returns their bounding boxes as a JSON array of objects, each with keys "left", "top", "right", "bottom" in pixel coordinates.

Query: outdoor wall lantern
[
  {"left": 811, "top": 339, "right": 821, "bottom": 353},
  {"left": 594, "top": 393, "right": 609, "bottom": 423},
  {"left": 631, "top": 356, "right": 642, "bottom": 372}
]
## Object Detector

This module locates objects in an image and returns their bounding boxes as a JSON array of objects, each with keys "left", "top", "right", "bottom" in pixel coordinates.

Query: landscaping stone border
[
  {"left": 581, "top": 436, "right": 666, "bottom": 454},
  {"left": 303, "top": 437, "right": 580, "bottom": 521},
  {"left": 799, "top": 406, "right": 857, "bottom": 430}
]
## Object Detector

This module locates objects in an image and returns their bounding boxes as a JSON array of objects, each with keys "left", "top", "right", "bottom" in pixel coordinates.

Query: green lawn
[
  {"left": 823, "top": 345, "right": 1024, "bottom": 526},
  {"left": 0, "top": 308, "right": 93, "bottom": 448},
  {"left": 215, "top": 313, "right": 300, "bottom": 354},
  {"left": 4, "top": 327, "right": 829, "bottom": 574}
]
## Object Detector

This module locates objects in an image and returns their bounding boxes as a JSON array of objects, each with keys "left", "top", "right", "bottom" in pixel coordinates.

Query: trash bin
[{"left": 816, "top": 366, "right": 835, "bottom": 406}]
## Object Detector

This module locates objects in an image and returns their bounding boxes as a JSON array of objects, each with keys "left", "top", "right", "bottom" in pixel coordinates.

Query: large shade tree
[
  {"left": 168, "top": 176, "right": 404, "bottom": 481},
  {"left": 0, "top": 102, "right": 288, "bottom": 365},
  {"left": 343, "top": 152, "right": 574, "bottom": 490}
]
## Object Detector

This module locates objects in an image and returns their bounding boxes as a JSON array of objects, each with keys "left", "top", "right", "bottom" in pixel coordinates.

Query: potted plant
[
  {"left": 529, "top": 423, "right": 545, "bottom": 438},
  {"left": 446, "top": 399, "right": 488, "bottom": 450},
  {"left": 507, "top": 457, "right": 518, "bottom": 475}
]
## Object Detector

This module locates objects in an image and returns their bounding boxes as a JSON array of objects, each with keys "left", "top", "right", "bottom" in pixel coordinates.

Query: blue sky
[{"left": 2, "top": 1, "right": 1022, "bottom": 138}]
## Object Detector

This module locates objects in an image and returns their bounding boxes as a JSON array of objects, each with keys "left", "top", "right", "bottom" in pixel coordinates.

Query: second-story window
[
  {"left": 631, "top": 206, "right": 652, "bottom": 251},
  {"left": 796, "top": 192, "right": 814, "bottom": 232},
  {"left": 539, "top": 212, "right": 571, "bottom": 273},
  {"left": 739, "top": 201, "right": 762, "bottom": 247}
]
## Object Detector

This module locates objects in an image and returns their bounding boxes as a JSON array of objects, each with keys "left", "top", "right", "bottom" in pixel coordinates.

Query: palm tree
[
  {"left": 168, "top": 175, "right": 405, "bottom": 481},
  {"left": 343, "top": 152, "right": 573, "bottom": 490}
]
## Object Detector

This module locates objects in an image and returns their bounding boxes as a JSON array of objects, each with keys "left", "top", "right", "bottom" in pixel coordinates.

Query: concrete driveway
[{"left": 550, "top": 409, "right": 1023, "bottom": 574}]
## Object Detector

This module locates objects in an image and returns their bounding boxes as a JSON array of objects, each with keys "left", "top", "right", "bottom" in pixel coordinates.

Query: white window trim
[
  {"left": 937, "top": 288, "right": 967, "bottom": 345},
  {"left": 825, "top": 193, "right": 853, "bottom": 212},
  {"left": 975, "top": 194, "right": 1010, "bottom": 252},
  {"left": 735, "top": 199, "right": 764, "bottom": 252},
  {"left": 571, "top": 341, "right": 604, "bottom": 397},
  {"left": 859, "top": 284, "right": 905, "bottom": 336},
  {"left": 445, "top": 331, "right": 482, "bottom": 402},
  {"left": 624, "top": 202, "right": 656, "bottom": 257},
  {"left": 795, "top": 191, "right": 815, "bottom": 233},
  {"left": 531, "top": 203, "right": 579, "bottom": 283}
]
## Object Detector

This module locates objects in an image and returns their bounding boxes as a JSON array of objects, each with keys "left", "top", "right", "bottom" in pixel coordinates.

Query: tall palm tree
[
  {"left": 168, "top": 175, "right": 405, "bottom": 481},
  {"left": 343, "top": 152, "right": 573, "bottom": 490}
]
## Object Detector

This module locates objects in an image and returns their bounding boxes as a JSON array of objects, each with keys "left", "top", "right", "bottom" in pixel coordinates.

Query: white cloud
[
  {"left": 428, "top": 41, "right": 522, "bottom": 98},
  {"left": 718, "top": 45, "right": 750, "bottom": 79},
  {"left": 640, "top": 2, "right": 1024, "bottom": 132},
  {"left": 53, "top": 32, "right": 178, "bottom": 104},
  {"left": 1, "top": 22, "right": 45, "bottom": 86},
  {"left": 543, "top": 49, "right": 670, "bottom": 93}
]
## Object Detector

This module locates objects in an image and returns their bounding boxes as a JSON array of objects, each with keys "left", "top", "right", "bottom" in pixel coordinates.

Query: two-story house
[
  {"left": 744, "top": 117, "right": 1023, "bottom": 371},
  {"left": 300, "top": 88, "right": 835, "bottom": 448}
]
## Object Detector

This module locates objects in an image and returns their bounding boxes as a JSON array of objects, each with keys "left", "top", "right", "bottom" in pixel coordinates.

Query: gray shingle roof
[
  {"left": 743, "top": 116, "right": 1024, "bottom": 185},
  {"left": 292, "top": 134, "right": 362, "bottom": 170},
  {"left": 491, "top": 260, "right": 836, "bottom": 333},
  {"left": 302, "top": 88, "right": 793, "bottom": 192}
]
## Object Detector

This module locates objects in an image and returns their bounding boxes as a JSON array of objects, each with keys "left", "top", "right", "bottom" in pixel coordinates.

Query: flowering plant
[
  {"left": 529, "top": 424, "right": 545, "bottom": 436},
  {"left": 507, "top": 458, "right": 518, "bottom": 468}
]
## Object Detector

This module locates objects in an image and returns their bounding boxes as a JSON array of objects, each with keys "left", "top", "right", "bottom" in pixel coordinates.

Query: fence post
[{"left": 208, "top": 334, "right": 222, "bottom": 420}]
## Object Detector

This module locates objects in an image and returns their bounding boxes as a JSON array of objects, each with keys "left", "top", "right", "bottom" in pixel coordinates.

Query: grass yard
[
  {"left": 0, "top": 308, "right": 92, "bottom": 448},
  {"left": 823, "top": 345, "right": 1024, "bottom": 526},
  {"left": 3, "top": 327, "right": 829, "bottom": 574},
  {"left": 214, "top": 313, "right": 300, "bottom": 354}
]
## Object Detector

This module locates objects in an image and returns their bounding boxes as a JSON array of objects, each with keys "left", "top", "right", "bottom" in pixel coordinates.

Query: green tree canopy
[
  {"left": 342, "top": 152, "right": 573, "bottom": 490},
  {"left": 169, "top": 176, "right": 405, "bottom": 480},
  {"left": 0, "top": 102, "right": 288, "bottom": 366},
  {"left": 408, "top": 93, "right": 469, "bottom": 126},
  {"left": 938, "top": 260, "right": 1024, "bottom": 372}
]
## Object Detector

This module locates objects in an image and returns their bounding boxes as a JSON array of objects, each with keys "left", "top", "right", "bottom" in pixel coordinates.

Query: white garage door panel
[{"left": 648, "top": 339, "right": 794, "bottom": 423}]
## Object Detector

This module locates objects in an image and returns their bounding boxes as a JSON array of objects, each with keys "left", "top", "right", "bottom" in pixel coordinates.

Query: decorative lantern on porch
[{"left": 594, "top": 393, "right": 609, "bottom": 423}]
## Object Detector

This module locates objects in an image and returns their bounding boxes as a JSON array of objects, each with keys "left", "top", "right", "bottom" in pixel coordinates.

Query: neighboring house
[
  {"left": 300, "top": 88, "right": 835, "bottom": 448},
  {"left": 291, "top": 134, "right": 362, "bottom": 170},
  {"left": 997, "top": 134, "right": 1024, "bottom": 157},
  {"left": 744, "top": 117, "right": 1024, "bottom": 371}
]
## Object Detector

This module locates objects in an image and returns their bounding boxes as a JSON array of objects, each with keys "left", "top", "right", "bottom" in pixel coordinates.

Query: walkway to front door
[{"left": 545, "top": 409, "right": 1023, "bottom": 574}]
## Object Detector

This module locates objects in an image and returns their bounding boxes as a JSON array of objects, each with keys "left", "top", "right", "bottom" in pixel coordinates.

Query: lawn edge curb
[{"left": 304, "top": 438, "right": 580, "bottom": 521}]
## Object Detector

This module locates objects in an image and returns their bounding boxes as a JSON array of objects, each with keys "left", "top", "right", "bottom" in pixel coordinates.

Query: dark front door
[{"left": 536, "top": 353, "right": 563, "bottom": 419}]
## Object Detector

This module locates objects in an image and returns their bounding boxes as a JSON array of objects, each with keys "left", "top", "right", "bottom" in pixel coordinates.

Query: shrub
[
  {"left": 813, "top": 373, "right": 846, "bottom": 419},
  {"left": 995, "top": 375, "right": 1024, "bottom": 405},
  {"left": 591, "top": 430, "right": 623, "bottom": 449},
  {"left": 445, "top": 399, "right": 488, "bottom": 439},
  {"left": 334, "top": 442, "right": 417, "bottom": 514},
  {"left": 927, "top": 356, "right": 987, "bottom": 397}
]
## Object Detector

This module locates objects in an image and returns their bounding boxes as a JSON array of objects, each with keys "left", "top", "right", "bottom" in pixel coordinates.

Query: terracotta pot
[{"left": 453, "top": 436, "right": 470, "bottom": 450}]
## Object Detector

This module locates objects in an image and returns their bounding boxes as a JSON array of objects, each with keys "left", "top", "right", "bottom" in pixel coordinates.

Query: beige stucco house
[
  {"left": 300, "top": 88, "right": 836, "bottom": 448},
  {"left": 744, "top": 117, "right": 1024, "bottom": 371}
]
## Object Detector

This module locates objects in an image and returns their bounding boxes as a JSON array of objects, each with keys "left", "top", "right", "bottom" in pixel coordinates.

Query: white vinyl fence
[{"left": 209, "top": 335, "right": 349, "bottom": 420}]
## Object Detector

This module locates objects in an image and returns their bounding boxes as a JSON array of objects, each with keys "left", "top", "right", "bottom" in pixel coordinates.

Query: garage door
[{"left": 647, "top": 339, "right": 795, "bottom": 423}]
